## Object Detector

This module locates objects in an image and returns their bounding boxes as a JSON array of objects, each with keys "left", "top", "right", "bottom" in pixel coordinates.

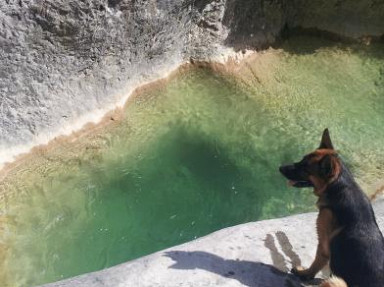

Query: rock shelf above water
[{"left": 42, "top": 197, "right": 384, "bottom": 287}]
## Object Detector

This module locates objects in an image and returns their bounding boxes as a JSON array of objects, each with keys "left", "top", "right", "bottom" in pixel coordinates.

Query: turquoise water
[{"left": 1, "top": 36, "right": 384, "bottom": 286}]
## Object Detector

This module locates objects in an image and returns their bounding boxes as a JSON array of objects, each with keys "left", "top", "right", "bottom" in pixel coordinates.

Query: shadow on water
[
  {"left": 64, "top": 125, "right": 271, "bottom": 271},
  {"left": 165, "top": 251, "right": 322, "bottom": 287}
]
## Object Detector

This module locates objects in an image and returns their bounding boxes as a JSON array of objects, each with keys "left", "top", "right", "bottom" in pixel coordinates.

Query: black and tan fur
[{"left": 279, "top": 129, "right": 384, "bottom": 287}]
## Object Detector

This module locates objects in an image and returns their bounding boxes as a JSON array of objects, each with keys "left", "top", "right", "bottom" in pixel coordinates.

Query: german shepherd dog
[{"left": 279, "top": 129, "right": 384, "bottom": 287}]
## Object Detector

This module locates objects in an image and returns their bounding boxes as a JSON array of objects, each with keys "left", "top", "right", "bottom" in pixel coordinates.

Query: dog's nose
[
  {"left": 279, "top": 165, "right": 287, "bottom": 174},
  {"left": 279, "top": 165, "right": 293, "bottom": 177}
]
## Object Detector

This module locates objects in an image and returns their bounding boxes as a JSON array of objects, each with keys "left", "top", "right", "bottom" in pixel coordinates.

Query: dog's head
[{"left": 279, "top": 129, "right": 341, "bottom": 194}]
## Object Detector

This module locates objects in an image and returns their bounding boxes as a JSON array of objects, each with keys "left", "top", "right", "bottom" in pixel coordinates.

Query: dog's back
[{"left": 326, "top": 162, "right": 384, "bottom": 286}]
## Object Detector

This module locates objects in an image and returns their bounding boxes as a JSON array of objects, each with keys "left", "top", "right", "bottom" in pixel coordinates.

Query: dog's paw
[{"left": 291, "top": 266, "right": 315, "bottom": 280}]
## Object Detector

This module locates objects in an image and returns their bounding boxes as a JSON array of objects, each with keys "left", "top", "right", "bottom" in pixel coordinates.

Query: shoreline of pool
[
  {"left": 40, "top": 196, "right": 384, "bottom": 287},
  {"left": 0, "top": 46, "right": 256, "bottom": 177}
]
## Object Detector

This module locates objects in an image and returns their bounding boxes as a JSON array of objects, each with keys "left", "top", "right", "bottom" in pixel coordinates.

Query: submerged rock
[{"left": 42, "top": 198, "right": 384, "bottom": 287}]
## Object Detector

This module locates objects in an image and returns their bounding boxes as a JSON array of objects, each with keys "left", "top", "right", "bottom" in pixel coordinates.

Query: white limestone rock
[{"left": 42, "top": 198, "right": 384, "bottom": 287}]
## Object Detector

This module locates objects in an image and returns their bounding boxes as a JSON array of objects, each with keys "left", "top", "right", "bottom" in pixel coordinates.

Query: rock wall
[
  {"left": 41, "top": 198, "right": 384, "bottom": 287},
  {"left": 0, "top": 0, "right": 190, "bottom": 165},
  {"left": 292, "top": 0, "right": 384, "bottom": 39},
  {"left": 0, "top": 0, "right": 383, "bottom": 166}
]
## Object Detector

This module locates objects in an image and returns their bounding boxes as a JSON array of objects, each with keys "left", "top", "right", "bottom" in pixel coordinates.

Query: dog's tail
[{"left": 320, "top": 276, "right": 348, "bottom": 287}]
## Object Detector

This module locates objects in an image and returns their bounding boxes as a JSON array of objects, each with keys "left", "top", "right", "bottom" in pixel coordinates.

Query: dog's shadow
[{"left": 165, "top": 250, "right": 323, "bottom": 287}]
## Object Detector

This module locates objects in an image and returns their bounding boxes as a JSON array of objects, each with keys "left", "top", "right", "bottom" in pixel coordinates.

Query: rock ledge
[{"left": 42, "top": 198, "right": 384, "bottom": 287}]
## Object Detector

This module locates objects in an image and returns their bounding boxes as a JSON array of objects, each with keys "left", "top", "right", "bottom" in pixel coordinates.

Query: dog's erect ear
[
  {"left": 319, "top": 154, "right": 338, "bottom": 179},
  {"left": 319, "top": 128, "right": 334, "bottom": 150}
]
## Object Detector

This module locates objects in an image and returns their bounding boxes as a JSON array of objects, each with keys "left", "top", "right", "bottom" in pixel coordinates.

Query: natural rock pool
[{"left": 1, "top": 36, "right": 384, "bottom": 286}]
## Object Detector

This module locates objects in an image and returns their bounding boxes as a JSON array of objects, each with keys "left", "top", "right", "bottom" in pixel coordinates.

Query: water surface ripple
[{"left": 1, "top": 36, "right": 383, "bottom": 286}]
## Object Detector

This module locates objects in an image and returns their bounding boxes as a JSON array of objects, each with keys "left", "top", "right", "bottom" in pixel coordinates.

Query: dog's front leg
[
  {"left": 292, "top": 208, "right": 334, "bottom": 280},
  {"left": 292, "top": 242, "right": 329, "bottom": 279}
]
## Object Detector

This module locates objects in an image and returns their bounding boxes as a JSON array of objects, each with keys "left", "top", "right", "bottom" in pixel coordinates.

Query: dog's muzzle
[{"left": 279, "top": 165, "right": 314, "bottom": 188}]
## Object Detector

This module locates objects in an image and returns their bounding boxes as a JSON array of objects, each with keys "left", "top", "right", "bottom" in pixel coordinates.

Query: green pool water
[{"left": 1, "top": 36, "right": 384, "bottom": 286}]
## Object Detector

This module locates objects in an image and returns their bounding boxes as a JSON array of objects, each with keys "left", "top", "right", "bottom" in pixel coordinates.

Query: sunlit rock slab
[{"left": 42, "top": 198, "right": 384, "bottom": 287}]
